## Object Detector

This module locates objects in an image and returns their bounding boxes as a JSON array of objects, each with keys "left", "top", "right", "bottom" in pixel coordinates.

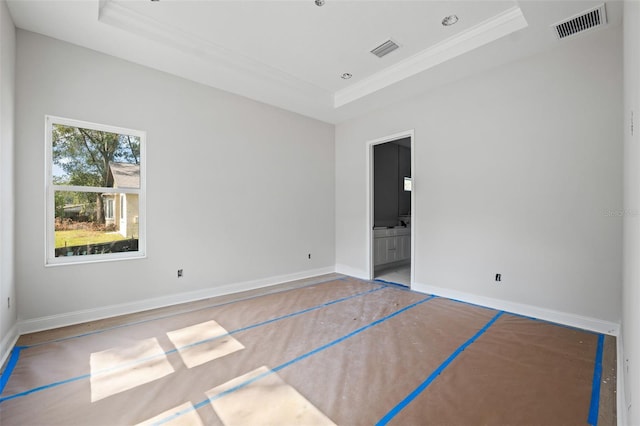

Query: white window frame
[
  {"left": 105, "top": 197, "right": 114, "bottom": 220},
  {"left": 45, "top": 115, "right": 147, "bottom": 266}
]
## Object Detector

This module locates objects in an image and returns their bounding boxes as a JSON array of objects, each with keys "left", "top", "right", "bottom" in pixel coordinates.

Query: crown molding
[
  {"left": 97, "top": 1, "right": 527, "bottom": 117},
  {"left": 334, "top": 7, "right": 528, "bottom": 108},
  {"left": 98, "top": 0, "right": 325, "bottom": 98}
]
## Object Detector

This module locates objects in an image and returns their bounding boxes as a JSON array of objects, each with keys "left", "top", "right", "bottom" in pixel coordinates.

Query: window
[
  {"left": 105, "top": 198, "right": 114, "bottom": 220},
  {"left": 46, "top": 116, "right": 146, "bottom": 265}
]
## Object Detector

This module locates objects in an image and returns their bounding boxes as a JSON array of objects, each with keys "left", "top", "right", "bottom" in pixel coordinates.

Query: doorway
[{"left": 368, "top": 130, "right": 414, "bottom": 287}]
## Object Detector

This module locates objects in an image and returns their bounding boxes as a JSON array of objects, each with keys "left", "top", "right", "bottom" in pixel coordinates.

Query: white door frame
[{"left": 366, "top": 129, "right": 415, "bottom": 286}]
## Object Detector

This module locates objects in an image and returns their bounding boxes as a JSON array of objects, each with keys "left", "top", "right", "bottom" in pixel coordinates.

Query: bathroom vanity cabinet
[{"left": 373, "top": 228, "right": 411, "bottom": 266}]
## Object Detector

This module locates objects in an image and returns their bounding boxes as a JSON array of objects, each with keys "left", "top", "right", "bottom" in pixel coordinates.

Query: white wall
[
  {"left": 336, "top": 25, "right": 622, "bottom": 324},
  {"left": 0, "top": 0, "right": 17, "bottom": 361},
  {"left": 14, "top": 31, "right": 335, "bottom": 325},
  {"left": 623, "top": 1, "right": 640, "bottom": 423}
]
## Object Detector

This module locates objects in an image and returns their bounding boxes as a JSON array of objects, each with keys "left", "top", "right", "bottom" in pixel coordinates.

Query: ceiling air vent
[
  {"left": 552, "top": 4, "right": 607, "bottom": 40},
  {"left": 371, "top": 39, "right": 399, "bottom": 58}
]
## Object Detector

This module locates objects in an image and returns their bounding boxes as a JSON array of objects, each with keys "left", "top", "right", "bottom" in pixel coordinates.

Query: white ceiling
[{"left": 6, "top": 0, "right": 623, "bottom": 124}]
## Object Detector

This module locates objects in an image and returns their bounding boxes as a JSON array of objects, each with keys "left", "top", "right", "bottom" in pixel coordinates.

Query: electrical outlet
[
  {"left": 177, "top": 269, "right": 183, "bottom": 278},
  {"left": 495, "top": 273, "right": 502, "bottom": 282},
  {"left": 308, "top": 253, "right": 311, "bottom": 260},
  {"left": 7, "top": 297, "right": 10, "bottom": 309}
]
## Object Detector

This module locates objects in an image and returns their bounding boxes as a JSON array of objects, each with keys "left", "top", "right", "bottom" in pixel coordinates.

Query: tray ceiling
[{"left": 7, "top": 1, "right": 622, "bottom": 123}]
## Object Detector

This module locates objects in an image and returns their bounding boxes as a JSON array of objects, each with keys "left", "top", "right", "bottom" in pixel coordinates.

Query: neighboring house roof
[{"left": 107, "top": 162, "right": 139, "bottom": 189}]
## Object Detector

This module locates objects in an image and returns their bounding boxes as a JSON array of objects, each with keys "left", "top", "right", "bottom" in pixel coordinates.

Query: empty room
[{"left": 0, "top": 0, "right": 639, "bottom": 425}]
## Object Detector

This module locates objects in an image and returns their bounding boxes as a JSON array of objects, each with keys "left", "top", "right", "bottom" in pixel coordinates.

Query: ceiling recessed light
[
  {"left": 442, "top": 15, "right": 459, "bottom": 26},
  {"left": 315, "top": 0, "right": 325, "bottom": 6},
  {"left": 341, "top": 73, "right": 352, "bottom": 80}
]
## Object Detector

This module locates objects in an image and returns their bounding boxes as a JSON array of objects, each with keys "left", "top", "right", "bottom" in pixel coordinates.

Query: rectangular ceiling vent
[
  {"left": 552, "top": 4, "right": 607, "bottom": 40},
  {"left": 371, "top": 39, "right": 399, "bottom": 58}
]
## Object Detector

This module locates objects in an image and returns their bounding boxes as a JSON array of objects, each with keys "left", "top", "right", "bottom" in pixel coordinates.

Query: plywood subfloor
[{"left": 0, "top": 275, "right": 615, "bottom": 425}]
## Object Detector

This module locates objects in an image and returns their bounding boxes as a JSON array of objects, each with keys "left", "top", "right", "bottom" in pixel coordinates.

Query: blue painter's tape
[
  {"left": 412, "top": 291, "right": 596, "bottom": 335},
  {"left": 418, "top": 292, "right": 499, "bottom": 313},
  {"left": 0, "top": 285, "right": 385, "bottom": 403},
  {"left": 587, "top": 334, "right": 605, "bottom": 425},
  {"left": 0, "top": 346, "right": 26, "bottom": 396},
  {"left": 152, "top": 294, "right": 437, "bottom": 426},
  {"left": 373, "top": 279, "right": 410, "bottom": 290},
  {"left": 375, "top": 310, "right": 504, "bottom": 426},
  {"left": 506, "top": 312, "right": 598, "bottom": 336},
  {"left": 176, "top": 285, "right": 386, "bottom": 354},
  {"left": 25, "top": 275, "right": 351, "bottom": 349},
  {"left": 0, "top": 373, "right": 90, "bottom": 404}
]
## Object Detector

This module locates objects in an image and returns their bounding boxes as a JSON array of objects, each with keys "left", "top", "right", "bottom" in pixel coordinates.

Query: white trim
[
  {"left": 334, "top": 7, "right": 528, "bottom": 107},
  {"left": 45, "top": 252, "right": 148, "bottom": 268},
  {"left": 99, "top": 0, "right": 528, "bottom": 111},
  {"left": 18, "top": 267, "right": 334, "bottom": 335},
  {"left": 335, "top": 264, "right": 368, "bottom": 281},
  {"left": 617, "top": 334, "right": 627, "bottom": 426},
  {"left": 412, "top": 281, "right": 620, "bottom": 336},
  {"left": 366, "top": 130, "right": 415, "bottom": 285},
  {"left": 6, "top": 268, "right": 626, "bottom": 424},
  {"left": 104, "top": 197, "right": 114, "bottom": 220},
  {"left": 98, "top": 0, "right": 323, "bottom": 97},
  {"left": 52, "top": 185, "right": 139, "bottom": 195},
  {"left": 410, "top": 133, "right": 416, "bottom": 286},
  {"left": 44, "top": 115, "right": 147, "bottom": 266},
  {"left": 0, "top": 323, "right": 19, "bottom": 370},
  {"left": 46, "top": 115, "right": 146, "bottom": 139}
]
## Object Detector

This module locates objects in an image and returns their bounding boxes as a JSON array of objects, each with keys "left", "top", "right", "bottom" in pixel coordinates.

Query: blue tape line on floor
[
  {"left": 0, "top": 373, "right": 89, "bottom": 403},
  {"left": 152, "top": 294, "right": 438, "bottom": 426},
  {"left": 415, "top": 292, "right": 597, "bottom": 335},
  {"left": 178, "top": 285, "right": 386, "bottom": 353},
  {"left": 25, "top": 276, "right": 350, "bottom": 349},
  {"left": 587, "top": 333, "right": 605, "bottom": 425},
  {"left": 421, "top": 293, "right": 500, "bottom": 313},
  {"left": 507, "top": 311, "right": 598, "bottom": 336},
  {"left": 0, "top": 285, "right": 384, "bottom": 404},
  {"left": 375, "top": 310, "right": 504, "bottom": 426},
  {"left": 374, "top": 279, "right": 410, "bottom": 289},
  {"left": 0, "top": 346, "right": 25, "bottom": 395}
]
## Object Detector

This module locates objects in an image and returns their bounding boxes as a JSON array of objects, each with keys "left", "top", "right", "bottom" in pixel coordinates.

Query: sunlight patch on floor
[
  {"left": 167, "top": 320, "right": 244, "bottom": 368},
  {"left": 206, "top": 366, "right": 336, "bottom": 426},
  {"left": 90, "top": 338, "right": 174, "bottom": 402},
  {"left": 135, "top": 401, "right": 204, "bottom": 426}
]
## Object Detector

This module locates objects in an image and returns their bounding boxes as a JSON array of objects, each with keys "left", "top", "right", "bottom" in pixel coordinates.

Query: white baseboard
[
  {"left": 18, "top": 266, "right": 335, "bottom": 335},
  {"left": 412, "top": 281, "right": 620, "bottom": 336},
  {"left": 617, "top": 334, "right": 627, "bottom": 426},
  {"left": 6, "top": 268, "right": 628, "bottom": 424},
  {"left": 0, "top": 323, "right": 19, "bottom": 370},
  {"left": 335, "top": 264, "right": 368, "bottom": 280}
]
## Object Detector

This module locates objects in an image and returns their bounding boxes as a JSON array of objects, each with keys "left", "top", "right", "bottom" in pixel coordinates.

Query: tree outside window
[{"left": 46, "top": 116, "right": 146, "bottom": 265}]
